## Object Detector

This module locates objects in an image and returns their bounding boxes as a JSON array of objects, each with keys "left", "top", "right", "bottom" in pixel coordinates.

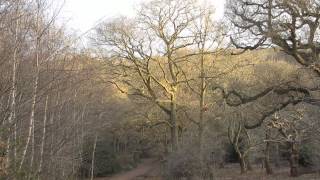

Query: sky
[{"left": 59, "top": 0, "right": 226, "bottom": 33}]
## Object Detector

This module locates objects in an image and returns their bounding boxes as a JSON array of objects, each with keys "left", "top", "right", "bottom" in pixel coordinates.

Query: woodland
[{"left": 0, "top": 0, "right": 320, "bottom": 179}]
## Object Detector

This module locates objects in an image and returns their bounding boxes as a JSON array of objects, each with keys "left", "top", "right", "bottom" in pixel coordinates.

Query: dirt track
[{"left": 95, "top": 159, "right": 161, "bottom": 180}]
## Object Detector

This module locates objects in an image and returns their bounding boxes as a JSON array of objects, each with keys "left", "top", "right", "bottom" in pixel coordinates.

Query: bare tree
[
  {"left": 224, "top": 2, "right": 320, "bottom": 175},
  {"left": 6, "top": 0, "right": 22, "bottom": 174},
  {"left": 189, "top": 3, "right": 225, "bottom": 159},
  {"left": 228, "top": 112, "right": 262, "bottom": 174},
  {"left": 93, "top": 0, "right": 211, "bottom": 152},
  {"left": 226, "top": 0, "right": 320, "bottom": 102},
  {"left": 19, "top": 0, "right": 50, "bottom": 172},
  {"left": 227, "top": 0, "right": 320, "bottom": 68}
]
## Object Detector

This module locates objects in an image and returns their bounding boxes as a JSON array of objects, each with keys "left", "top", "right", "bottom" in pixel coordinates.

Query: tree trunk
[
  {"left": 19, "top": 60, "right": 38, "bottom": 172},
  {"left": 6, "top": 2, "right": 21, "bottom": 173},
  {"left": 37, "top": 95, "right": 49, "bottom": 179},
  {"left": 198, "top": 125, "right": 204, "bottom": 169},
  {"left": 49, "top": 92, "right": 59, "bottom": 176},
  {"left": 90, "top": 135, "right": 98, "bottom": 180},
  {"left": 239, "top": 156, "right": 247, "bottom": 174},
  {"left": 78, "top": 104, "right": 86, "bottom": 170},
  {"left": 170, "top": 93, "right": 178, "bottom": 152},
  {"left": 198, "top": 48, "right": 206, "bottom": 168},
  {"left": 246, "top": 157, "right": 252, "bottom": 171},
  {"left": 289, "top": 141, "right": 299, "bottom": 177},
  {"left": 264, "top": 150, "right": 273, "bottom": 174},
  {"left": 19, "top": 1, "right": 41, "bottom": 172},
  {"left": 264, "top": 130, "right": 273, "bottom": 174},
  {"left": 164, "top": 127, "right": 169, "bottom": 155},
  {"left": 275, "top": 143, "right": 280, "bottom": 168},
  {"left": 264, "top": 154, "right": 273, "bottom": 175}
]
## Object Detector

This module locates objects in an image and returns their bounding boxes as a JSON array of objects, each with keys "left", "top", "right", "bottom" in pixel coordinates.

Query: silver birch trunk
[
  {"left": 6, "top": 1, "right": 21, "bottom": 173},
  {"left": 37, "top": 95, "right": 49, "bottom": 179},
  {"left": 90, "top": 135, "right": 98, "bottom": 180},
  {"left": 19, "top": 1, "right": 41, "bottom": 171}
]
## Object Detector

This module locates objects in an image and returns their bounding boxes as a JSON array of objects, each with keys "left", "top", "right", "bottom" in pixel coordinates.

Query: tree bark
[
  {"left": 19, "top": 0, "right": 42, "bottom": 172},
  {"left": 37, "top": 95, "right": 49, "bottom": 179},
  {"left": 264, "top": 130, "right": 273, "bottom": 175},
  {"left": 275, "top": 143, "right": 280, "bottom": 167},
  {"left": 90, "top": 135, "right": 98, "bottom": 180},
  {"left": 246, "top": 157, "right": 252, "bottom": 171},
  {"left": 19, "top": 52, "right": 39, "bottom": 172},
  {"left": 289, "top": 141, "right": 299, "bottom": 177},
  {"left": 239, "top": 156, "right": 247, "bottom": 174},
  {"left": 170, "top": 93, "right": 178, "bottom": 152},
  {"left": 6, "top": 1, "right": 21, "bottom": 174},
  {"left": 198, "top": 47, "right": 206, "bottom": 169}
]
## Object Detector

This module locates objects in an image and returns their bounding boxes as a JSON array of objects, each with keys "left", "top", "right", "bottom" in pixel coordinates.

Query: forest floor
[
  {"left": 212, "top": 164, "right": 320, "bottom": 180},
  {"left": 94, "top": 158, "right": 162, "bottom": 180},
  {"left": 95, "top": 160, "right": 320, "bottom": 180}
]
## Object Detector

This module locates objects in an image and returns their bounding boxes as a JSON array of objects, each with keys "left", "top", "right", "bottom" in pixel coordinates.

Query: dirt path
[{"left": 95, "top": 159, "right": 161, "bottom": 180}]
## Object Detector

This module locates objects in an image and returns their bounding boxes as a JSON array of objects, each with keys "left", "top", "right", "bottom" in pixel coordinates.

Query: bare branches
[
  {"left": 227, "top": 0, "right": 320, "bottom": 73},
  {"left": 213, "top": 79, "right": 320, "bottom": 129}
]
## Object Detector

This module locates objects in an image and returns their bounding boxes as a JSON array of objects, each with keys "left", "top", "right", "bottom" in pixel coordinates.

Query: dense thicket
[{"left": 0, "top": 0, "right": 113, "bottom": 179}]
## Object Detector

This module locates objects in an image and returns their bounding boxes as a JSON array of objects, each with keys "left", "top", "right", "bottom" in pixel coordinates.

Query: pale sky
[{"left": 59, "top": 0, "right": 226, "bottom": 33}]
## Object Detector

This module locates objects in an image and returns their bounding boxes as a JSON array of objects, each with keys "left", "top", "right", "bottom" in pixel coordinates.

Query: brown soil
[
  {"left": 95, "top": 161, "right": 320, "bottom": 180},
  {"left": 95, "top": 159, "right": 161, "bottom": 180}
]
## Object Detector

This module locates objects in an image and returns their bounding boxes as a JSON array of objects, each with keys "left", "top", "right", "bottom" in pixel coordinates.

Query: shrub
[
  {"left": 78, "top": 136, "right": 137, "bottom": 178},
  {"left": 299, "top": 144, "right": 313, "bottom": 167}
]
